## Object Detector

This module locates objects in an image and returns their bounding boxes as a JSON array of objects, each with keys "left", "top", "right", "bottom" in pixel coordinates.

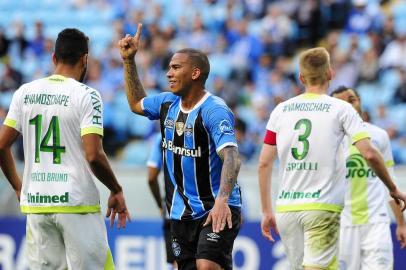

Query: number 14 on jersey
[{"left": 29, "top": 114, "right": 66, "bottom": 164}]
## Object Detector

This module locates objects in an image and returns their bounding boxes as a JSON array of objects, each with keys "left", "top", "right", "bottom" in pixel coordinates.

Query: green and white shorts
[
  {"left": 276, "top": 210, "right": 340, "bottom": 270},
  {"left": 26, "top": 212, "right": 114, "bottom": 270}
]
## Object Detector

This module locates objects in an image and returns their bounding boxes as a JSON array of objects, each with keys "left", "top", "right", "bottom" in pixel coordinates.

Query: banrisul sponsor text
[{"left": 162, "top": 138, "right": 202, "bottom": 157}]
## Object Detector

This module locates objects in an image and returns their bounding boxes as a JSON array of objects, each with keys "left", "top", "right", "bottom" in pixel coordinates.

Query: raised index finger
[{"left": 134, "top": 23, "right": 143, "bottom": 42}]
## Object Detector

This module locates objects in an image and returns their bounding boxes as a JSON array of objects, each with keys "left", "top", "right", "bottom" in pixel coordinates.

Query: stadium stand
[{"left": 0, "top": 0, "right": 405, "bottom": 165}]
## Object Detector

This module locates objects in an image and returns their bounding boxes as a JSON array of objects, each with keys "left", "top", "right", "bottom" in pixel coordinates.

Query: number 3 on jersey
[
  {"left": 29, "top": 114, "right": 66, "bottom": 164},
  {"left": 291, "top": 119, "right": 312, "bottom": 160}
]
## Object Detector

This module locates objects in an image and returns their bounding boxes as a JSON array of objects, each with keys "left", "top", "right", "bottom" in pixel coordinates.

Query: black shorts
[
  {"left": 170, "top": 207, "right": 241, "bottom": 270},
  {"left": 163, "top": 218, "right": 176, "bottom": 263}
]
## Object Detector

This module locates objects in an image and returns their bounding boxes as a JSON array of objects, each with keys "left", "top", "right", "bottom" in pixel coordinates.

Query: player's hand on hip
[
  {"left": 118, "top": 23, "right": 143, "bottom": 60},
  {"left": 390, "top": 189, "right": 406, "bottom": 212},
  {"left": 106, "top": 191, "right": 131, "bottom": 229},
  {"left": 203, "top": 197, "right": 232, "bottom": 233},
  {"left": 261, "top": 212, "right": 279, "bottom": 242},
  {"left": 396, "top": 224, "right": 406, "bottom": 249}
]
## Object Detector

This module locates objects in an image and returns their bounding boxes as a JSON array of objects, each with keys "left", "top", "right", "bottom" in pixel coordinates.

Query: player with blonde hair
[{"left": 258, "top": 47, "right": 406, "bottom": 270}]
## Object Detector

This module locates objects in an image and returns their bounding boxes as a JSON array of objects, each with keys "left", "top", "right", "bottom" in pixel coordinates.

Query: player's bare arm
[
  {"left": 218, "top": 146, "right": 241, "bottom": 198},
  {"left": 0, "top": 125, "right": 22, "bottom": 201},
  {"left": 82, "top": 134, "right": 131, "bottom": 228},
  {"left": 147, "top": 166, "right": 163, "bottom": 214},
  {"left": 119, "top": 23, "right": 146, "bottom": 115},
  {"left": 355, "top": 138, "right": 406, "bottom": 211},
  {"left": 204, "top": 146, "right": 241, "bottom": 233},
  {"left": 258, "top": 144, "right": 279, "bottom": 241}
]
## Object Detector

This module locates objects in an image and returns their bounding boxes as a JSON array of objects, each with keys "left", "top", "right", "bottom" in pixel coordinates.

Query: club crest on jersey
[
  {"left": 175, "top": 122, "right": 185, "bottom": 136},
  {"left": 219, "top": 120, "right": 234, "bottom": 135}
]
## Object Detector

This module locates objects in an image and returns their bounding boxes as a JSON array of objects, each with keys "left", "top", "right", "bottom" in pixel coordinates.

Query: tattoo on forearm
[
  {"left": 123, "top": 60, "right": 146, "bottom": 105},
  {"left": 218, "top": 147, "right": 241, "bottom": 198}
]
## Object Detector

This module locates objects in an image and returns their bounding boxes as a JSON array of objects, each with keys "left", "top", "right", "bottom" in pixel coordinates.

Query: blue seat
[
  {"left": 379, "top": 69, "right": 401, "bottom": 93},
  {"left": 120, "top": 140, "right": 150, "bottom": 166},
  {"left": 357, "top": 83, "right": 380, "bottom": 111}
]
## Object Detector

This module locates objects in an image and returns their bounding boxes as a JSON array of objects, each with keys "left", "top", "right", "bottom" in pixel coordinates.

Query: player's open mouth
[{"left": 169, "top": 80, "right": 177, "bottom": 87}]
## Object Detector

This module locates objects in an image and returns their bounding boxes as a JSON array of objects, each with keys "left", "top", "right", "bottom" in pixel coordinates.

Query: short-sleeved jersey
[
  {"left": 4, "top": 75, "right": 104, "bottom": 214},
  {"left": 142, "top": 91, "right": 241, "bottom": 220},
  {"left": 147, "top": 133, "right": 163, "bottom": 170},
  {"left": 341, "top": 122, "right": 395, "bottom": 226},
  {"left": 266, "top": 93, "right": 369, "bottom": 213}
]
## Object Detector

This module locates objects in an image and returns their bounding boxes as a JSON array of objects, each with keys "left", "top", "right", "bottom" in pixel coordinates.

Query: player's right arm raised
[{"left": 119, "top": 23, "right": 146, "bottom": 115}]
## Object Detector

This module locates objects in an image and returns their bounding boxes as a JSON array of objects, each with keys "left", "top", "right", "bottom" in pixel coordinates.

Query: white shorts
[
  {"left": 276, "top": 210, "right": 340, "bottom": 270},
  {"left": 339, "top": 222, "right": 393, "bottom": 270},
  {"left": 26, "top": 213, "right": 114, "bottom": 270}
]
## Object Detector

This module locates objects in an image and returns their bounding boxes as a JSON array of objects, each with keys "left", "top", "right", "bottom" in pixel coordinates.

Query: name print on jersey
[
  {"left": 23, "top": 94, "right": 70, "bottom": 107},
  {"left": 31, "top": 172, "right": 68, "bottom": 182},
  {"left": 282, "top": 102, "right": 332, "bottom": 113},
  {"left": 89, "top": 90, "right": 102, "bottom": 125}
]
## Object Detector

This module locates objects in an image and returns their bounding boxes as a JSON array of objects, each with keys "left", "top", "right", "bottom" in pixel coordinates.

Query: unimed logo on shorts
[{"left": 27, "top": 192, "right": 69, "bottom": 203}]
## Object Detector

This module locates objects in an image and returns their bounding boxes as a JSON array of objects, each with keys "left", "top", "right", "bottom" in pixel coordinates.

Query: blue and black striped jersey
[{"left": 142, "top": 92, "right": 242, "bottom": 220}]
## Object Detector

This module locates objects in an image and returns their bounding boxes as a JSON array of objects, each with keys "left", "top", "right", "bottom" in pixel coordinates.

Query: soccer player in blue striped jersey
[{"left": 119, "top": 24, "right": 242, "bottom": 270}]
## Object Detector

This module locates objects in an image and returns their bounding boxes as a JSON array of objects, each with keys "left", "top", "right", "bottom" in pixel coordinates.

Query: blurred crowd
[{"left": 0, "top": 0, "right": 406, "bottom": 165}]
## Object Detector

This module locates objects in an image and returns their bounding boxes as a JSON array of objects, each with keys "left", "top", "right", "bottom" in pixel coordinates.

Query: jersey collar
[{"left": 179, "top": 92, "right": 211, "bottom": 113}]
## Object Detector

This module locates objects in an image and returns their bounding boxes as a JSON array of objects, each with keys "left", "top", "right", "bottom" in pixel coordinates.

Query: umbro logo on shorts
[{"left": 206, "top": 233, "right": 220, "bottom": 242}]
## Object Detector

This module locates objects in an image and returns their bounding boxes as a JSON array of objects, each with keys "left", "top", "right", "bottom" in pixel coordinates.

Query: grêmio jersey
[
  {"left": 266, "top": 93, "right": 369, "bottom": 213},
  {"left": 341, "top": 122, "right": 395, "bottom": 226},
  {"left": 147, "top": 133, "right": 163, "bottom": 170},
  {"left": 4, "top": 75, "right": 104, "bottom": 214},
  {"left": 142, "top": 91, "right": 242, "bottom": 220}
]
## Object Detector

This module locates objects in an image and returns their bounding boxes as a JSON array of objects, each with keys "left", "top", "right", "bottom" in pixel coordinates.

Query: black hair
[
  {"left": 176, "top": 48, "right": 210, "bottom": 83},
  {"left": 235, "top": 118, "right": 247, "bottom": 134},
  {"left": 331, "top": 85, "right": 360, "bottom": 98},
  {"left": 55, "top": 28, "right": 89, "bottom": 65}
]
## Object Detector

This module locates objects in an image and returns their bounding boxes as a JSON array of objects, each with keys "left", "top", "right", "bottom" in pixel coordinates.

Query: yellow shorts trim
[
  {"left": 276, "top": 203, "right": 343, "bottom": 213},
  {"left": 21, "top": 205, "right": 101, "bottom": 214}
]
